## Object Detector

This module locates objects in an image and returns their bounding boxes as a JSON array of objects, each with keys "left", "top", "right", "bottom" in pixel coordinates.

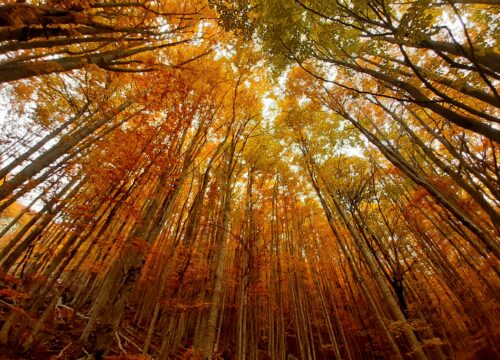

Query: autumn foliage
[{"left": 0, "top": 0, "right": 498, "bottom": 359}]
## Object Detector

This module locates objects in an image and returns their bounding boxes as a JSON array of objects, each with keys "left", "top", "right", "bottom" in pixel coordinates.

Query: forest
[{"left": 0, "top": 0, "right": 498, "bottom": 359}]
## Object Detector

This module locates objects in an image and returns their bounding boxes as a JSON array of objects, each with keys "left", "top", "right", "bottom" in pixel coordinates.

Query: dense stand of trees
[{"left": 0, "top": 1, "right": 498, "bottom": 359}]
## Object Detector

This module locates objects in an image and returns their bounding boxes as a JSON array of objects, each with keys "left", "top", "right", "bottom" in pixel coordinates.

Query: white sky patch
[
  {"left": 321, "top": 64, "right": 337, "bottom": 90},
  {"left": 340, "top": 144, "right": 364, "bottom": 158},
  {"left": 158, "top": 23, "right": 170, "bottom": 34},
  {"left": 190, "top": 20, "right": 214, "bottom": 46},
  {"left": 262, "top": 95, "right": 278, "bottom": 128},
  {"left": 440, "top": 11, "right": 466, "bottom": 43},
  {"left": 289, "top": 164, "right": 301, "bottom": 174},
  {"left": 0, "top": 100, "right": 8, "bottom": 127},
  {"left": 0, "top": 131, "right": 42, "bottom": 211},
  {"left": 297, "top": 95, "right": 310, "bottom": 107},
  {"left": 277, "top": 70, "right": 289, "bottom": 91},
  {"left": 0, "top": 88, "right": 69, "bottom": 212},
  {"left": 214, "top": 44, "right": 236, "bottom": 60}
]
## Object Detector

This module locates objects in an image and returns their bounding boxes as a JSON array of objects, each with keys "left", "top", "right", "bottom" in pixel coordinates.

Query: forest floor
[{"left": 0, "top": 275, "right": 154, "bottom": 360}]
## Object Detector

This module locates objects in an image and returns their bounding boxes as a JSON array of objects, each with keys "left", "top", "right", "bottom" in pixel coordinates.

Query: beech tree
[{"left": 0, "top": 0, "right": 213, "bottom": 82}]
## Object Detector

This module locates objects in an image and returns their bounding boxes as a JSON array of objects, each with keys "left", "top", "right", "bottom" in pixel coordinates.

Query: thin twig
[
  {"left": 57, "top": 341, "right": 72, "bottom": 358},
  {"left": 118, "top": 331, "right": 142, "bottom": 352},
  {"left": 115, "top": 332, "right": 128, "bottom": 354}
]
